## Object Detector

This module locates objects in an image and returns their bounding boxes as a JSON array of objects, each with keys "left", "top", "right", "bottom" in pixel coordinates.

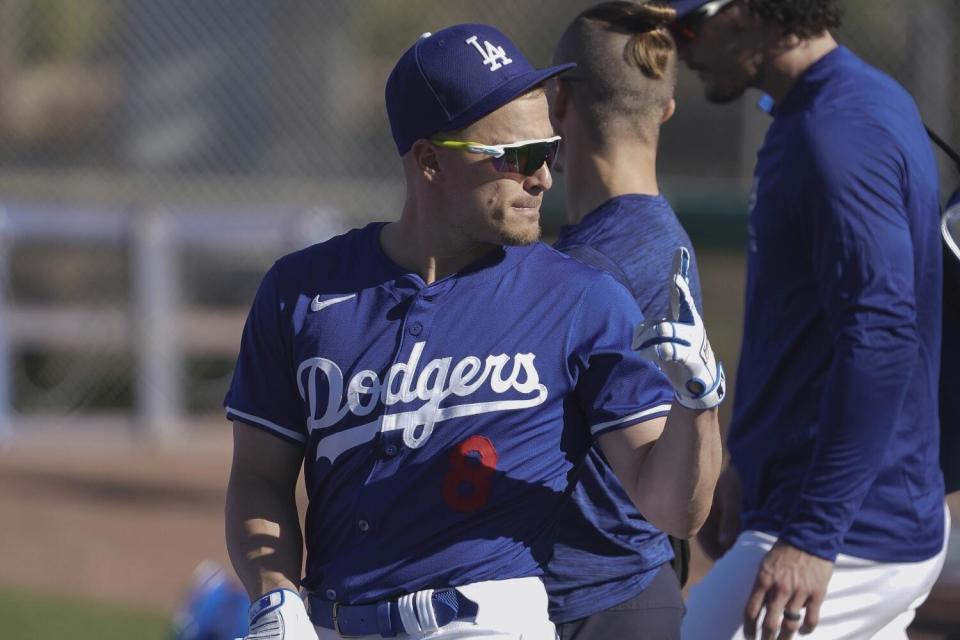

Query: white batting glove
[
  {"left": 632, "top": 247, "right": 726, "bottom": 410},
  {"left": 237, "top": 589, "right": 319, "bottom": 640}
]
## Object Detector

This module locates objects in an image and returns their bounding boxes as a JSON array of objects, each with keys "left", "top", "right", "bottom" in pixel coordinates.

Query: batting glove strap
[
  {"left": 674, "top": 361, "right": 726, "bottom": 411},
  {"left": 242, "top": 589, "right": 319, "bottom": 640}
]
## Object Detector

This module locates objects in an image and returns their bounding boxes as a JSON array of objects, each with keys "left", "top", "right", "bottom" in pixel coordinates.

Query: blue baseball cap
[
  {"left": 385, "top": 24, "right": 575, "bottom": 155},
  {"left": 664, "top": 0, "right": 718, "bottom": 18}
]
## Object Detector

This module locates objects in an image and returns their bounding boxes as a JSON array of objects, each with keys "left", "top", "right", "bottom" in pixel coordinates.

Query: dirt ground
[
  {"left": 0, "top": 433, "right": 238, "bottom": 614},
  {"left": 2, "top": 432, "right": 959, "bottom": 639}
]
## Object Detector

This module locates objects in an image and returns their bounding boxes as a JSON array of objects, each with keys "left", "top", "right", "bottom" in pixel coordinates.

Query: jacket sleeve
[{"left": 778, "top": 116, "right": 919, "bottom": 561}]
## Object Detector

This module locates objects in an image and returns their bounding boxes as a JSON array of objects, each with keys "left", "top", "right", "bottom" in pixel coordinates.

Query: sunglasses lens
[
  {"left": 490, "top": 152, "right": 518, "bottom": 174},
  {"left": 492, "top": 140, "right": 560, "bottom": 176},
  {"left": 541, "top": 140, "right": 560, "bottom": 171}
]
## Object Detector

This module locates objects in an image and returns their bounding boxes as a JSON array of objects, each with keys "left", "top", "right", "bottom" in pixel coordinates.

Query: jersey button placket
[{"left": 405, "top": 290, "right": 436, "bottom": 340}]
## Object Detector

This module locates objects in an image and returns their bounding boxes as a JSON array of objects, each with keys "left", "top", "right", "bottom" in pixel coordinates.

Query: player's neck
[
  {"left": 381, "top": 218, "right": 497, "bottom": 284},
  {"left": 757, "top": 32, "right": 838, "bottom": 103},
  {"left": 564, "top": 141, "right": 659, "bottom": 225}
]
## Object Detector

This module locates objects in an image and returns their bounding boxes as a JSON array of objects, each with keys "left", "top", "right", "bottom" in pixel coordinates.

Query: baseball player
[
  {"left": 223, "top": 23, "right": 725, "bottom": 640},
  {"left": 663, "top": 1, "right": 949, "bottom": 639},
  {"left": 542, "top": 3, "right": 700, "bottom": 639}
]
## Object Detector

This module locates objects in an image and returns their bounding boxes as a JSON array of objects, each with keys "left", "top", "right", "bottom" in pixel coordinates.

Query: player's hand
[
  {"left": 743, "top": 542, "right": 833, "bottom": 640},
  {"left": 633, "top": 247, "right": 725, "bottom": 410},
  {"left": 236, "top": 589, "right": 319, "bottom": 640},
  {"left": 697, "top": 464, "right": 742, "bottom": 561}
]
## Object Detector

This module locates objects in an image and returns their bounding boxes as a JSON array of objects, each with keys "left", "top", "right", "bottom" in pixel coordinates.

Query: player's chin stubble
[
  {"left": 496, "top": 209, "right": 541, "bottom": 246},
  {"left": 499, "top": 226, "right": 541, "bottom": 246}
]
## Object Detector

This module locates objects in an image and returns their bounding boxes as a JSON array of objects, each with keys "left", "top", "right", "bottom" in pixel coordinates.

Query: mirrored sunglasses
[{"left": 432, "top": 136, "right": 561, "bottom": 176}]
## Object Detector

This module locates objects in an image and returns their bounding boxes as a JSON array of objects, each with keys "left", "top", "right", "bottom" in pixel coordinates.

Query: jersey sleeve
[
  {"left": 559, "top": 244, "right": 632, "bottom": 292},
  {"left": 224, "top": 264, "right": 308, "bottom": 445},
  {"left": 559, "top": 218, "right": 703, "bottom": 321},
  {"left": 779, "top": 116, "right": 921, "bottom": 560},
  {"left": 568, "top": 273, "right": 674, "bottom": 439}
]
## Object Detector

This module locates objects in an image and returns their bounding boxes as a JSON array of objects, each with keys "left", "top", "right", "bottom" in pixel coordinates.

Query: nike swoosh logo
[{"left": 310, "top": 293, "right": 356, "bottom": 312}]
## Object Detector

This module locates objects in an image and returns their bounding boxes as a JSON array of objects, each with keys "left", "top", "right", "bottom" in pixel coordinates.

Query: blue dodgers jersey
[
  {"left": 546, "top": 195, "right": 701, "bottom": 623},
  {"left": 224, "top": 222, "right": 674, "bottom": 604},
  {"left": 730, "top": 46, "right": 944, "bottom": 562}
]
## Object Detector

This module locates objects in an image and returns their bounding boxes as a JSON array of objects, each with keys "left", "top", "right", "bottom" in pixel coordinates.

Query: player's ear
[
  {"left": 547, "top": 77, "right": 568, "bottom": 125},
  {"left": 661, "top": 98, "right": 676, "bottom": 124},
  {"left": 411, "top": 139, "right": 443, "bottom": 184}
]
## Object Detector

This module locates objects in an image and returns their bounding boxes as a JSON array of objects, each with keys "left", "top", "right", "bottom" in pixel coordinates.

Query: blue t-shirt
[
  {"left": 730, "top": 46, "right": 944, "bottom": 563},
  {"left": 224, "top": 222, "right": 674, "bottom": 604},
  {"left": 546, "top": 194, "right": 702, "bottom": 623}
]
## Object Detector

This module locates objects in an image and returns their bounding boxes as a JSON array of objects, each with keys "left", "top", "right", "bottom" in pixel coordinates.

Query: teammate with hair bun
[
  {"left": 665, "top": 1, "right": 949, "bottom": 638},
  {"left": 544, "top": 3, "right": 701, "bottom": 639}
]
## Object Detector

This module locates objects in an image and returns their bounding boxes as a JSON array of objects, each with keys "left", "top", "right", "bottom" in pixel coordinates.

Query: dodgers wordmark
[{"left": 296, "top": 339, "right": 549, "bottom": 462}]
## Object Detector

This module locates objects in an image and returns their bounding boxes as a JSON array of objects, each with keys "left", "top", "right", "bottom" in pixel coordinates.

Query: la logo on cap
[{"left": 465, "top": 35, "right": 513, "bottom": 72}]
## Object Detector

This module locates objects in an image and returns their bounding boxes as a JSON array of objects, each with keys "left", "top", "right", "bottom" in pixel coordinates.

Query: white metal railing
[{"left": 0, "top": 201, "right": 348, "bottom": 442}]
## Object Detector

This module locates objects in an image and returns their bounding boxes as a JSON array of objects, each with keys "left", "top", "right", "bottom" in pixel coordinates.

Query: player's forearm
[
  {"left": 633, "top": 404, "right": 722, "bottom": 539},
  {"left": 225, "top": 471, "right": 304, "bottom": 599}
]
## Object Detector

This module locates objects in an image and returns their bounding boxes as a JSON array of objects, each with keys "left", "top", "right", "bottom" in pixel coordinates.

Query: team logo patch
[{"left": 465, "top": 35, "right": 513, "bottom": 71}]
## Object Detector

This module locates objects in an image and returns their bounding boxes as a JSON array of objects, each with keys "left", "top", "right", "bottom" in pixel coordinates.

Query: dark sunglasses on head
[
  {"left": 668, "top": 0, "right": 738, "bottom": 43},
  {"left": 431, "top": 136, "right": 561, "bottom": 176}
]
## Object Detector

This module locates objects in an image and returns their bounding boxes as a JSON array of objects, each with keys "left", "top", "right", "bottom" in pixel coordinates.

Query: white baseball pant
[
  {"left": 682, "top": 502, "right": 950, "bottom": 639},
  {"left": 314, "top": 576, "right": 557, "bottom": 640}
]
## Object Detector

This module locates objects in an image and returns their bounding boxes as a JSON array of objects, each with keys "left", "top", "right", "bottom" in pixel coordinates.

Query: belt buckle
[{"left": 332, "top": 602, "right": 362, "bottom": 638}]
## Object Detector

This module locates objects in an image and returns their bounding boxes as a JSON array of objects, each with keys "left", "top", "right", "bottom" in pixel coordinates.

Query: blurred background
[{"left": 0, "top": 1, "right": 957, "bottom": 638}]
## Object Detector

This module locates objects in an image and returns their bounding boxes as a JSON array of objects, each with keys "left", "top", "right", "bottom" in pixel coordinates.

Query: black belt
[{"left": 309, "top": 588, "right": 479, "bottom": 637}]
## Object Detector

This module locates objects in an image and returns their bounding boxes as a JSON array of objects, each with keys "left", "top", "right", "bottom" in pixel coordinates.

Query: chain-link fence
[{"left": 0, "top": 0, "right": 957, "bottom": 440}]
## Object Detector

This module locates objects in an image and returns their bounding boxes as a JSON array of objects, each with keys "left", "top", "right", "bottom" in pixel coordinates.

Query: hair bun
[
  {"left": 583, "top": 1, "right": 677, "bottom": 34},
  {"left": 624, "top": 3, "right": 677, "bottom": 32}
]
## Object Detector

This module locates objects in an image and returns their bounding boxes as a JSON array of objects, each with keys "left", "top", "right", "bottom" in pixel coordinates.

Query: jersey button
[
  {"left": 325, "top": 588, "right": 337, "bottom": 600},
  {"left": 384, "top": 444, "right": 399, "bottom": 457},
  {"left": 358, "top": 519, "right": 370, "bottom": 532},
  {"left": 409, "top": 321, "right": 423, "bottom": 336}
]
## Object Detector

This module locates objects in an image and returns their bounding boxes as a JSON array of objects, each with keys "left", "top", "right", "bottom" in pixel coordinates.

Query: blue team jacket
[{"left": 730, "top": 47, "right": 945, "bottom": 563}]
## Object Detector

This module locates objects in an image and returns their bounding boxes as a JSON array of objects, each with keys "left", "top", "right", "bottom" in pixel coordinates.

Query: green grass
[{"left": 0, "top": 588, "right": 171, "bottom": 640}]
